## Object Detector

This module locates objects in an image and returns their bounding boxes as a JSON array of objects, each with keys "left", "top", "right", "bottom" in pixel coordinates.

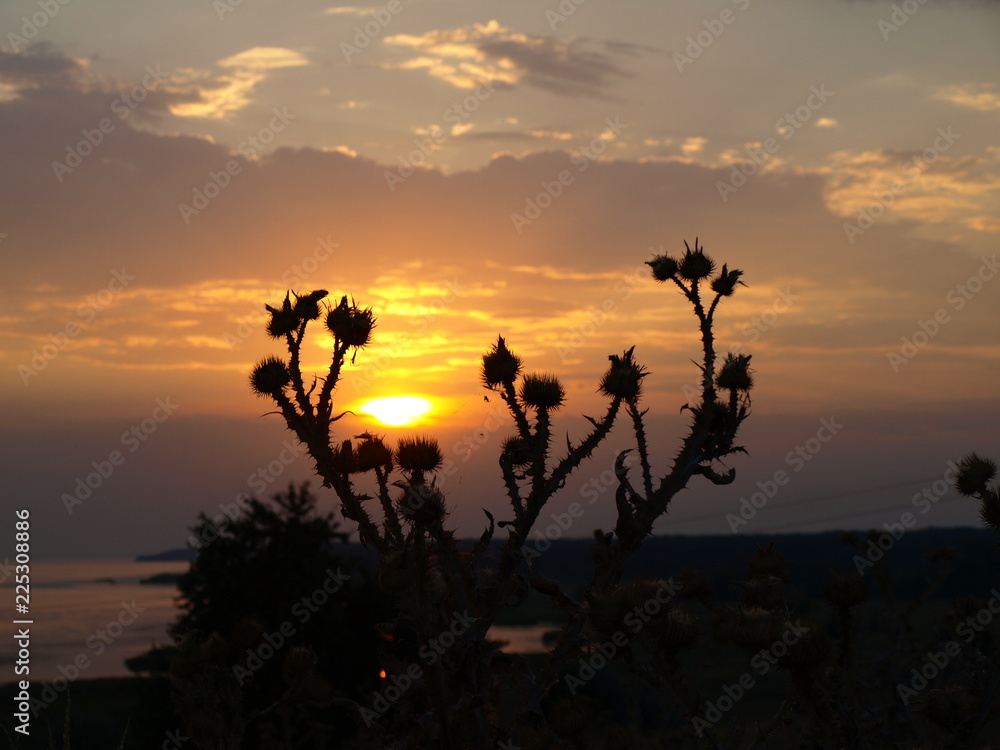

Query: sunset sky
[{"left": 2, "top": 0, "right": 998, "bottom": 558}]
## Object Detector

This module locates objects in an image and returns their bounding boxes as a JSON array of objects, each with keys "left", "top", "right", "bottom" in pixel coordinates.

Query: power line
[{"left": 667, "top": 474, "right": 946, "bottom": 529}]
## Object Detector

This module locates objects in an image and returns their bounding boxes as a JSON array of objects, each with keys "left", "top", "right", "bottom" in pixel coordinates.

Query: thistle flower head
[
  {"left": 395, "top": 436, "right": 443, "bottom": 473},
  {"left": 715, "top": 353, "right": 754, "bottom": 392},
  {"left": 331, "top": 440, "right": 357, "bottom": 474},
  {"left": 732, "top": 607, "right": 784, "bottom": 650},
  {"left": 823, "top": 571, "right": 867, "bottom": 608},
  {"left": 646, "top": 254, "right": 679, "bottom": 282},
  {"left": 325, "top": 295, "right": 376, "bottom": 348},
  {"left": 778, "top": 621, "right": 829, "bottom": 672},
  {"left": 356, "top": 435, "right": 393, "bottom": 472},
  {"left": 711, "top": 264, "right": 746, "bottom": 297},
  {"left": 520, "top": 373, "right": 565, "bottom": 410},
  {"left": 398, "top": 483, "right": 446, "bottom": 523},
  {"left": 249, "top": 356, "right": 291, "bottom": 397},
  {"left": 738, "top": 575, "right": 787, "bottom": 610},
  {"left": 747, "top": 542, "right": 790, "bottom": 582},
  {"left": 678, "top": 239, "right": 715, "bottom": 281},
  {"left": 599, "top": 347, "right": 648, "bottom": 400},
  {"left": 292, "top": 289, "right": 328, "bottom": 321},
  {"left": 955, "top": 453, "right": 997, "bottom": 497},
  {"left": 265, "top": 294, "right": 299, "bottom": 338},
  {"left": 481, "top": 336, "right": 522, "bottom": 388},
  {"left": 501, "top": 435, "right": 533, "bottom": 469}
]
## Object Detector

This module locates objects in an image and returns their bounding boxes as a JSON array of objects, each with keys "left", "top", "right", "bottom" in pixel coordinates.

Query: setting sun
[{"left": 358, "top": 396, "right": 433, "bottom": 427}]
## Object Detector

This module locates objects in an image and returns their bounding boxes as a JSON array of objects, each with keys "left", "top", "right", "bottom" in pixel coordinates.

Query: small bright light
[{"left": 359, "top": 396, "right": 432, "bottom": 427}]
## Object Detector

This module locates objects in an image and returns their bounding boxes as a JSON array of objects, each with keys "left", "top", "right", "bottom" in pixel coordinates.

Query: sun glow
[{"left": 359, "top": 396, "right": 433, "bottom": 427}]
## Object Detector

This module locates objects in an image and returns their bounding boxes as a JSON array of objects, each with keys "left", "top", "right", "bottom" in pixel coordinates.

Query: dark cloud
[
  {"left": 0, "top": 45, "right": 83, "bottom": 89},
  {"left": 479, "top": 38, "right": 630, "bottom": 100}
]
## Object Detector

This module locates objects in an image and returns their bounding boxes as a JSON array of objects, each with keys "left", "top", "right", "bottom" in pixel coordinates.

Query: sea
[{"left": 1, "top": 559, "right": 552, "bottom": 685}]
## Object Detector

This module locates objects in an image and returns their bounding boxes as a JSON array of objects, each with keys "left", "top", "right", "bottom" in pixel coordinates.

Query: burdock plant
[{"left": 245, "top": 239, "right": 754, "bottom": 749}]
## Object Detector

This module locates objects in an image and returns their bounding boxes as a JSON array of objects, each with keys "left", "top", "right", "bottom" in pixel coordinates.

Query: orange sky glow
[{"left": 1, "top": 0, "right": 998, "bottom": 557}]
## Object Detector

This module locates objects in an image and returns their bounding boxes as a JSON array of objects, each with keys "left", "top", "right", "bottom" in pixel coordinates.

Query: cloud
[
  {"left": 169, "top": 47, "right": 309, "bottom": 119},
  {"left": 383, "top": 20, "right": 631, "bottom": 98},
  {"left": 681, "top": 136, "right": 707, "bottom": 156},
  {"left": 934, "top": 82, "right": 1000, "bottom": 112},
  {"left": 0, "top": 46, "right": 84, "bottom": 90},
  {"left": 820, "top": 146, "right": 1000, "bottom": 225}
]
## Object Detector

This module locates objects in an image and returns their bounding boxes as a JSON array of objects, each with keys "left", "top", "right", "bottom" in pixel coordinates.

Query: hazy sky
[{"left": 2, "top": 0, "right": 998, "bottom": 557}]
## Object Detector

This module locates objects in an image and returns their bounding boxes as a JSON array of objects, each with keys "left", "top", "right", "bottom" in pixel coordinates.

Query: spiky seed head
[
  {"left": 711, "top": 264, "right": 746, "bottom": 296},
  {"left": 646, "top": 254, "right": 679, "bottom": 282},
  {"left": 733, "top": 607, "right": 784, "bottom": 650},
  {"left": 823, "top": 571, "right": 867, "bottom": 608},
  {"left": 266, "top": 293, "right": 299, "bottom": 338},
  {"left": 599, "top": 348, "right": 648, "bottom": 400},
  {"left": 980, "top": 490, "right": 1000, "bottom": 532},
  {"left": 249, "top": 356, "right": 291, "bottom": 397},
  {"left": 395, "top": 436, "right": 443, "bottom": 473},
  {"left": 292, "top": 289, "right": 328, "bottom": 321},
  {"left": 679, "top": 241, "right": 716, "bottom": 280},
  {"left": 356, "top": 436, "right": 393, "bottom": 472},
  {"left": 325, "top": 296, "right": 376, "bottom": 348},
  {"left": 520, "top": 373, "right": 565, "bottom": 410},
  {"left": 332, "top": 440, "right": 357, "bottom": 474},
  {"left": 397, "top": 483, "right": 446, "bottom": 523},
  {"left": 675, "top": 568, "right": 714, "bottom": 599},
  {"left": 715, "top": 353, "right": 754, "bottom": 392},
  {"left": 747, "top": 542, "right": 790, "bottom": 581},
  {"left": 481, "top": 336, "right": 522, "bottom": 388},
  {"left": 653, "top": 607, "right": 699, "bottom": 650},
  {"left": 738, "top": 575, "right": 787, "bottom": 610},
  {"left": 282, "top": 646, "right": 318, "bottom": 684},
  {"left": 501, "top": 435, "right": 533, "bottom": 469},
  {"left": 778, "top": 622, "right": 829, "bottom": 672},
  {"left": 955, "top": 453, "right": 997, "bottom": 497}
]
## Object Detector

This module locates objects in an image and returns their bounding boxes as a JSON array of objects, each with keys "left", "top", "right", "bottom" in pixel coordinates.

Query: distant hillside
[
  {"left": 140, "top": 528, "right": 999, "bottom": 600},
  {"left": 136, "top": 548, "right": 196, "bottom": 562},
  {"left": 526, "top": 527, "right": 1000, "bottom": 601}
]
